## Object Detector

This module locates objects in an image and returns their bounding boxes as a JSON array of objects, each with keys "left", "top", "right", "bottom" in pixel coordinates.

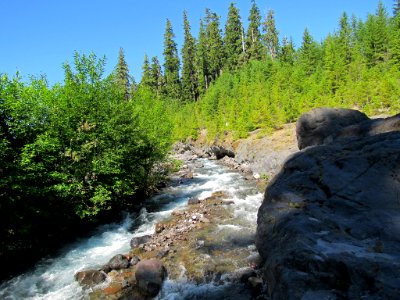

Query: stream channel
[{"left": 0, "top": 159, "right": 263, "bottom": 299}]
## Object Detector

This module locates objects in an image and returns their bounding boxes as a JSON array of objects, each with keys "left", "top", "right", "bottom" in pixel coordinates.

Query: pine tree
[
  {"left": 196, "top": 19, "right": 209, "bottom": 94},
  {"left": 150, "top": 56, "right": 165, "bottom": 96},
  {"left": 299, "top": 28, "right": 320, "bottom": 75},
  {"left": 246, "top": 0, "right": 264, "bottom": 61},
  {"left": 362, "top": 2, "right": 389, "bottom": 65},
  {"left": 163, "top": 19, "right": 181, "bottom": 100},
  {"left": 114, "top": 47, "right": 130, "bottom": 100},
  {"left": 224, "top": 3, "right": 245, "bottom": 71},
  {"left": 279, "top": 37, "right": 295, "bottom": 64},
  {"left": 394, "top": 0, "right": 400, "bottom": 16},
  {"left": 181, "top": 11, "right": 199, "bottom": 101},
  {"left": 338, "top": 12, "right": 353, "bottom": 65},
  {"left": 263, "top": 9, "right": 279, "bottom": 60},
  {"left": 140, "top": 54, "right": 153, "bottom": 88},
  {"left": 204, "top": 9, "right": 225, "bottom": 80}
]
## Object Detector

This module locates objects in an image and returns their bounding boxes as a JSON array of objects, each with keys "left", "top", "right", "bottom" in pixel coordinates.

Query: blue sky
[{"left": 0, "top": 0, "right": 394, "bottom": 85}]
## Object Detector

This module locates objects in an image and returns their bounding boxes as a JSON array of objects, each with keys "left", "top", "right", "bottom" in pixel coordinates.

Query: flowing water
[{"left": 0, "top": 159, "right": 263, "bottom": 299}]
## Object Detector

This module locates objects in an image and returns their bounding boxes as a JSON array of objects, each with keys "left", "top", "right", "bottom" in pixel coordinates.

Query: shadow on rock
[{"left": 257, "top": 109, "right": 400, "bottom": 299}]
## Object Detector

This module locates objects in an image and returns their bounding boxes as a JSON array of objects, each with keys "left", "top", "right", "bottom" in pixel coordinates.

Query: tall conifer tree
[
  {"left": 150, "top": 56, "right": 164, "bottom": 96},
  {"left": 181, "top": 11, "right": 199, "bottom": 101},
  {"left": 394, "top": 0, "right": 400, "bottom": 16},
  {"left": 204, "top": 9, "right": 225, "bottom": 80},
  {"left": 196, "top": 20, "right": 209, "bottom": 94},
  {"left": 224, "top": 3, "right": 245, "bottom": 70},
  {"left": 163, "top": 19, "right": 181, "bottom": 100},
  {"left": 263, "top": 9, "right": 279, "bottom": 60},
  {"left": 299, "top": 28, "right": 320, "bottom": 75},
  {"left": 140, "top": 54, "right": 153, "bottom": 88},
  {"left": 246, "top": 0, "right": 264, "bottom": 61},
  {"left": 114, "top": 47, "right": 130, "bottom": 100},
  {"left": 279, "top": 37, "right": 295, "bottom": 64}
]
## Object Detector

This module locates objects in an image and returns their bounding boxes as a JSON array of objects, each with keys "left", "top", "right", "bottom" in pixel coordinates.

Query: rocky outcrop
[
  {"left": 296, "top": 107, "right": 369, "bottom": 149},
  {"left": 256, "top": 110, "right": 400, "bottom": 299},
  {"left": 296, "top": 107, "right": 400, "bottom": 150}
]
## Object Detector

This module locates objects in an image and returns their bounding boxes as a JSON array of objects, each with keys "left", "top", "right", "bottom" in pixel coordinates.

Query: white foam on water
[{"left": 0, "top": 159, "right": 263, "bottom": 299}]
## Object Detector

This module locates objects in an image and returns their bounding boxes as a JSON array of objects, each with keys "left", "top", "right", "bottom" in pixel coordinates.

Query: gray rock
[
  {"left": 103, "top": 254, "right": 130, "bottom": 271},
  {"left": 130, "top": 235, "right": 152, "bottom": 248},
  {"left": 296, "top": 107, "right": 369, "bottom": 149},
  {"left": 188, "top": 197, "right": 200, "bottom": 205},
  {"left": 135, "top": 259, "right": 167, "bottom": 297},
  {"left": 208, "top": 145, "right": 235, "bottom": 160},
  {"left": 296, "top": 108, "right": 400, "bottom": 150},
  {"left": 75, "top": 269, "right": 106, "bottom": 287},
  {"left": 130, "top": 255, "right": 140, "bottom": 266},
  {"left": 256, "top": 131, "right": 400, "bottom": 299}
]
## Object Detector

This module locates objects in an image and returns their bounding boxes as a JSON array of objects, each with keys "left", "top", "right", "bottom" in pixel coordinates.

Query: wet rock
[
  {"left": 104, "top": 254, "right": 130, "bottom": 271},
  {"left": 130, "top": 235, "right": 152, "bottom": 248},
  {"left": 208, "top": 145, "right": 235, "bottom": 160},
  {"left": 75, "top": 269, "right": 107, "bottom": 287},
  {"left": 188, "top": 197, "right": 200, "bottom": 205},
  {"left": 256, "top": 131, "right": 400, "bottom": 299},
  {"left": 135, "top": 259, "right": 167, "bottom": 297},
  {"left": 155, "top": 223, "right": 165, "bottom": 234},
  {"left": 130, "top": 256, "right": 140, "bottom": 266},
  {"left": 181, "top": 170, "right": 194, "bottom": 179},
  {"left": 296, "top": 107, "right": 369, "bottom": 149}
]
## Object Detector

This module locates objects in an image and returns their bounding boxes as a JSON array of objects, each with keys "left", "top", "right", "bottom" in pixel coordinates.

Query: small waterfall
[{"left": 0, "top": 159, "right": 263, "bottom": 299}]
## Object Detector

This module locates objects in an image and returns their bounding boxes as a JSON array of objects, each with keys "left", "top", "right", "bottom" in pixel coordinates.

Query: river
[{"left": 0, "top": 159, "right": 263, "bottom": 299}]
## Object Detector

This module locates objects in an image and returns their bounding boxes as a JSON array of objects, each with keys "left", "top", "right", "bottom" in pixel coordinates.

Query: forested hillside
[{"left": 138, "top": 1, "right": 400, "bottom": 140}]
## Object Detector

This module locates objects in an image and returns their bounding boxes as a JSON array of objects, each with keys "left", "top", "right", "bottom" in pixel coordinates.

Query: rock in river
[
  {"left": 135, "top": 259, "right": 167, "bottom": 297},
  {"left": 75, "top": 269, "right": 107, "bottom": 287}
]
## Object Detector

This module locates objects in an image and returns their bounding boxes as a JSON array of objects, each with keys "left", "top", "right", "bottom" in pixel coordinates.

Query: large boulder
[
  {"left": 135, "top": 259, "right": 167, "bottom": 297},
  {"left": 296, "top": 107, "right": 369, "bottom": 149},
  {"left": 256, "top": 131, "right": 400, "bottom": 299},
  {"left": 75, "top": 269, "right": 107, "bottom": 287}
]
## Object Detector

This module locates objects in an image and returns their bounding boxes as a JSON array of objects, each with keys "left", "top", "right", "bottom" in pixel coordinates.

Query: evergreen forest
[{"left": 1, "top": 0, "right": 400, "bottom": 277}]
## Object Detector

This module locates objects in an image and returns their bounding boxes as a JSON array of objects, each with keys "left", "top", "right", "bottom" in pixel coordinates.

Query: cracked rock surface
[{"left": 256, "top": 128, "right": 400, "bottom": 299}]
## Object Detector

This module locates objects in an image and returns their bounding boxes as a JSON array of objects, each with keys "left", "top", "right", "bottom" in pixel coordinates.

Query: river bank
[{"left": 73, "top": 124, "right": 300, "bottom": 299}]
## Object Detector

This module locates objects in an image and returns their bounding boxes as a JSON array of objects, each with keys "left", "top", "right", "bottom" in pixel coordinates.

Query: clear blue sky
[{"left": 0, "top": 0, "right": 394, "bottom": 85}]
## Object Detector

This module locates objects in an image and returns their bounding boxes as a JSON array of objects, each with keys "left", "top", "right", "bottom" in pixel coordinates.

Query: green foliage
[
  {"left": 0, "top": 52, "right": 173, "bottom": 260},
  {"left": 263, "top": 9, "right": 279, "bottom": 60},
  {"left": 204, "top": 9, "right": 225, "bottom": 81},
  {"left": 172, "top": 2, "right": 400, "bottom": 142},
  {"left": 114, "top": 47, "right": 130, "bottom": 100},
  {"left": 224, "top": 3, "right": 245, "bottom": 71},
  {"left": 246, "top": 0, "right": 264, "bottom": 61},
  {"left": 181, "top": 11, "right": 199, "bottom": 101}
]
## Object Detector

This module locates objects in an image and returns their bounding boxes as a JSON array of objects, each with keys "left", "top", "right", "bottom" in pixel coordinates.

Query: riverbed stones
[
  {"left": 75, "top": 269, "right": 107, "bottom": 287},
  {"left": 256, "top": 129, "right": 400, "bottom": 299},
  {"left": 135, "top": 259, "right": 167, "bottom": 297}
]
